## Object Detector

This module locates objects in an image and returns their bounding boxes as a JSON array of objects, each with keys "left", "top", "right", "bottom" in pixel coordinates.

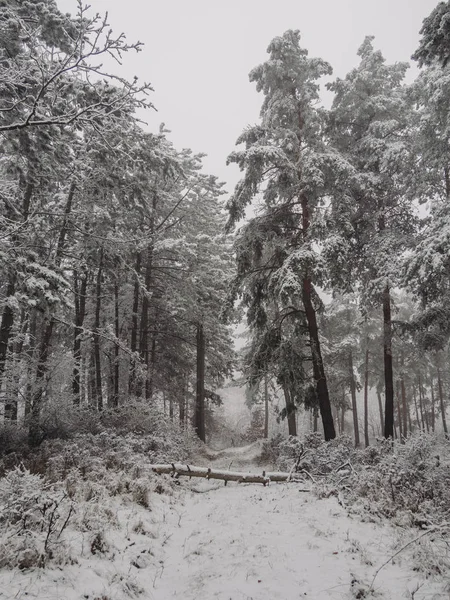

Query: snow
[{"left": 0, "top": 443, "right": 447, "bottom": 600}]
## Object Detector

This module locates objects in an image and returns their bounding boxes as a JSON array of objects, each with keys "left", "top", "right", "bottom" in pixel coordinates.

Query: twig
[{"left": 370, "top": 525, "right": 445, "bottom": 590}]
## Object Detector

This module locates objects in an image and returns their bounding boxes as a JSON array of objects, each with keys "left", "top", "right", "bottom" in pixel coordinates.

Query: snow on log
[{"left": 150, "top": 463, "right": 305, "bottom": 485}]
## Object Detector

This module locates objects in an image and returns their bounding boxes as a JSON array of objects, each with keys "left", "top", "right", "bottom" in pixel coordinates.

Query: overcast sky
[{"left": 57, "top": 0, "right": 438, "bottom": 193}]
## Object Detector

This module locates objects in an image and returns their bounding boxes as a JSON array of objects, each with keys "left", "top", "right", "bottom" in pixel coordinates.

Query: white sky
[{"left": 57, "top": 0, "right": 438, "bottom": 193}]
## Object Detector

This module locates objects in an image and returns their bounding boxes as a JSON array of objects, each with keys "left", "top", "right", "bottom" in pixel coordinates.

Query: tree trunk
[
  {"left": 382, "top": 286, "right": 395, "bottom": 438},
  {"left": 300, "top": 193, "right": 335, "bottom": 441},
  {"left": 110, "top": 277, "right": 120, "bottom": 408},
  {"left": 28, "top": 315, "right": 55, "bottom": 447},
  {"left": 0, "top": 183, "right": 33, "bottom": 392},
  {"left": 396, "top": 379, "right": 403, "bottom": 440},
  {"left": 313, "top": 406, "right": 318, "bottom": 433},
  {"left": 72, "top": 269, "right": 88, "bottom": 405},
  {"left": 341, "top": 392, "right": 346, "bottom": 434},
  {"left": 363, "top": 347, "right": 370, "bottom": 447},
  {"left": 151, "top": 463, "right": 306, "bottom": 485},
  {"left": 93, "top": 248, "right": 104, "bottom": 411},
  {"left": 430, "top": 375, "right": 436, "bottom": 432},
  {"left": 282, "top": 381, "right": 297, "bottom": 436},
  {"left": 195, "top": 323, "right": 206, "bottom": 441},
  {"left": 401, "top": 376, "right": 408, "bottom": 439},
  {"left": 437, "top": 359, "right": 448, "bottom": 438},
  {"left": 412, "top": 385, "right": 421, "bottom": 431},
  {"left": 302, "top": 277, "right": 335, "bottom": 440},
  {"left": 376, "top": 388, "right": 384, "bottom": 435},
  {"left": 139, "top": 247, "right": 153, "bottom": 399},
  {"left": 128, "top": 251, "right": 141, "bottom": 397},
  {"left": 349, "top": 350, "right": 360, "bottom": 447},
  {"left": 29, "top": 183, "right": 75, "bottom": 444},
  {"left": 418, "top": 374, "right": 429, "bottom": 433},
  {"left": 264, "top": 374, "right": 269, "bottom": 438}
]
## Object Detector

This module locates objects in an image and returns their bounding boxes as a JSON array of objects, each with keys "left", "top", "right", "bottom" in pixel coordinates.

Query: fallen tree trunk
[{"left": 150, "top": 463, "right": 305, "bottom": 485}]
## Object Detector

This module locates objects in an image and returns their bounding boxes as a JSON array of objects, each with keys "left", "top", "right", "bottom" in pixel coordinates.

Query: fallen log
[{"left": 150, "top": 463, "right": 306, "bottom": 485}]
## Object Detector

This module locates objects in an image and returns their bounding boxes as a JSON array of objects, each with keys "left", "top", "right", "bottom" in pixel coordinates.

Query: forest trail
[
  {"left": 150, "top": 444, "right": 444, "bottom": 600},
  {"left": 195, "top": 440, "right": 272, "bottom": 471}
]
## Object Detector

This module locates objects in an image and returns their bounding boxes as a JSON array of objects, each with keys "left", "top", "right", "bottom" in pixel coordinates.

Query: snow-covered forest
[{"left": 0, "top": 1, "right": 450, "bottom": 598}]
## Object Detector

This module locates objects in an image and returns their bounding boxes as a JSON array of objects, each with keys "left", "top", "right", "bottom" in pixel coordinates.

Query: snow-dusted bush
[
  {"left": 0, "top": 467, "right": 74, "bottom": 569},
  {"left": 270, "top": 431, "right": 450, "bottom": 528},
  {"left": 347, "top": 434, "right": 450, "bottom": 526}
]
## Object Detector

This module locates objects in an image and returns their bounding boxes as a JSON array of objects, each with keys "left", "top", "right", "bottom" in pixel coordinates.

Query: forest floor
[
  {"left": 1, "top": 441, "right": 448, "bottom": 600},
  {"left": 148, "top": 442, "right": 448, "bottom": 600}
]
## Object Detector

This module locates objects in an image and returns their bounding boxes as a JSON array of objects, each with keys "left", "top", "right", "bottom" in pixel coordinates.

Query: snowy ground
[{"left": 1, "top": 442, "right": 448, "bottom": 600}]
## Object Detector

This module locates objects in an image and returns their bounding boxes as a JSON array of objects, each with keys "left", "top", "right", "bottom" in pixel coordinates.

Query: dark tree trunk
[
  {"left": 430, "top": 375, "right": 436, "bottom": 432},
  {"left": 128, "top": 251, "right": 141, "bottom": 397},
  {"left": 195, "top": 323, "right": 206, "bottom": 442},
  {"left": 396, "top": 379, "right": 403, "bottom": 440},
  {"left": 93, "top": 248, "right": 104, "bottom": 410},
  {"left": 413, "top": 385, "right": 421, "bottom": 431},
  {"left": 437, "top": 360, "right": 449, "bottom": 438},
  {"left": 264, "top": 374, "right": 269, "bottom": 439},
  {"left": 301, "top": 194, "right": 335, "bottom": 441},
  {"left": 110, "top": 278, "right": 120, "bottom": 408},
  {"left": 139, "top": 247, "right": 153, "bottom": 399},
  {"left": 72, "top": 269, "right": 88, "bottom": 405},
  {"left": 383, "top": 286, "right": 395, "bottom": 438},
  {"left": 0, "top": 183, "right": 34, "bottom": 390},
  {"left": 341, "top": 391, "right": 346, "bottom": 434},
  {"left": 169, "top": 392, "right": 174, "bottom": 420},
  {"left": 302, "top": 277, "right": 335, "bottom": 440},
  {"left": 363, "top": 347, "right": 370, "bottom": 447},
  {"left": 28, "top": 316, "right": 54, "bottom": 447},
  {"left": 401, "top": 377, "right": 408, "bottom": 439},
  {"left": 282, "top": 381, "right": 297, "bottom": 436},
  {"left": 418, "top": 374, "right": 429, "bottom": 433},
  {"left": 349, "top": 350, "right": 360, "bottom": 447},
  {"left": 0, "top": 275, "right": 16, "bottom": 387}
]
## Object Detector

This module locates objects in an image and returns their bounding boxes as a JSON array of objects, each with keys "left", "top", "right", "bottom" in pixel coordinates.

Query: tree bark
[
  {"left": 413, "top": 385, "right": 421, "bottom": 432},
  {"left": 128, "top": 251, "right": 141, "bottom": 397},
  {"left": 349, "top": 350, "right": 360, "bottom": 447},
  {"left": 264, "top": 374, "right": 269, "bottom": 439},
  {"left": 302, "top": 277, "right": 335, "bottom": 440},
  {"left": 0, "top": 183, "right": 33, "bottom": 390},
  {"left": 382, "top": 286, "right": 395, "bottom": 439},
  {"left": 282, "top": 381, "right": 297, "bottom": 436},
  {"left": 92, "top": 248, "right": 104, "bottom": 410},
  {"left": 437, "top": 359, "right": 449, "bottom": 438},
  {"left": 396, "top": 379, "right": 403, "bottom": 440},
  {"left": 301, "top": 194, "right": 335, "bottom": 441},
  {"left": 418, "top": 374, "right": 429, "bottom": 433},
  {"left": 72, "top": 269, "right": 88, "bottom": 405},
  {"left": 195, "top": 323, "right": 206, "bottom": 442},
  {"left": 363, "top": 347, "right": 370, "bottom": 447},
  {"left": 377, "top": 387, "right": 384, "bottom": 433},
  {"left": 110, "top": 277, "right": 120, "bottom": 408},
  {"left": 430, "top": 374, "right": 436, "bottom": 432},
  {"left": 151, "top": 463, "right": 307, "bottom": 485},
  {"left": 401, "top": 378, "right": 408, "bottom": 439}
]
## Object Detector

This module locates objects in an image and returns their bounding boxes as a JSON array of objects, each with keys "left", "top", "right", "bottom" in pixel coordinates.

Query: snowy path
[
  {"left": 1, "top": 443, "right": 447, "bottom": 600},
  {"left": 150, "top": 445, "right": 446, "bottom": 600}
]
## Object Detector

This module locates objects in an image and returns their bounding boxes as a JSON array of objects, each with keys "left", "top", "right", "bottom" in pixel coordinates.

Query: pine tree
[
  {"left": 327, "top": 37, "right": 414, "bottom": 439},
  {"left": 227, "top": 30, "right": 338, "bottom": 440}
]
